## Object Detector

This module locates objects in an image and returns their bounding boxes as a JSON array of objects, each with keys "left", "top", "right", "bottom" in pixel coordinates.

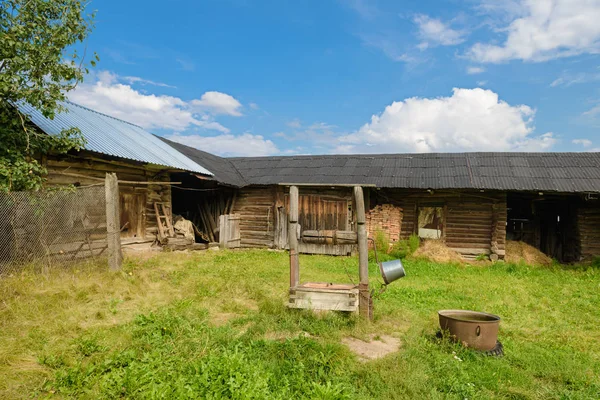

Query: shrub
[
  {"left": 373, "top": 230, "right": 390, "bottom": 255},
  {"left": 408, "top": 234, "right": 420, "bottom": 254},
  {"left": 390, "top": 234, "right": 420, "bottom": 259}
]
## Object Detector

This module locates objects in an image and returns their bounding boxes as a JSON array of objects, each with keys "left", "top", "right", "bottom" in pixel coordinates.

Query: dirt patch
[
  {"left": 342, "top": 334, "right": 401, "bottom": 361},
  {"left": 412, "top": 240, "right": 463, "bottom": 263},
  {"left": 505, "top": 241, "right": 553, "bottom": 266}
]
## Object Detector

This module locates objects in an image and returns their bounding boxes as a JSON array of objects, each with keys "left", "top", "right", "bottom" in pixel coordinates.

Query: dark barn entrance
[
  {"left": 170, "top": 173, "right": 236, "bottom": 244},
  {"left": 506, "top": 193, "right": 579, "bottom": 262}
]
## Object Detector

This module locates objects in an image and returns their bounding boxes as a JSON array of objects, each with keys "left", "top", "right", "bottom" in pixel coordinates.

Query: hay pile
[
  {"left": 412, "top": 240, "right": 463, "bottom": 263},
  {"left": 505, "top": 240, "right": 553, "bottom": 266}
]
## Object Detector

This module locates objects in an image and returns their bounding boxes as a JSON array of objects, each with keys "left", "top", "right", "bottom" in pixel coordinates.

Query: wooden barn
[
  {"left": 16, "top": 101, "right": 600, "bottom": 263},
  {"left": 161, "top": 141, "right": 600, "bottom": 263},
  {"left": 16, "top": 101, "right": 215, "bottom": 249}
]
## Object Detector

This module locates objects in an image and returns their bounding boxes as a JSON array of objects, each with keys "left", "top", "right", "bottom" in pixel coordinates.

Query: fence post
[{"left": 105, "top": 173, "right": 122, "bottom": 271}]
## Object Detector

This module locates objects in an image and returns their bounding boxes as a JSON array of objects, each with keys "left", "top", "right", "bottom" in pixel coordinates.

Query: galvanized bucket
[{"left": 379, "top": 259, "right": 406, "bottom": 284}]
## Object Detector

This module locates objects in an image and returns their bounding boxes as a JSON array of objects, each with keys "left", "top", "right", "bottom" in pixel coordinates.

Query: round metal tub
[{"left": 438, "top": 310, "right": 501, "bottom": 351}]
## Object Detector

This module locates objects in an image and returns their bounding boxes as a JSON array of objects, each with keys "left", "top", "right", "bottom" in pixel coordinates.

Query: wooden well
[{"left": 286, "top": 185, "right": 371, "bottom": 319}]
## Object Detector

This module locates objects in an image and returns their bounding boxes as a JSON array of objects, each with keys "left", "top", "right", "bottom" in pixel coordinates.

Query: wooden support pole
[
  {"left": 105, "top": 173, "right": 122, "bottom": 271},
  {"left": 289, "top": 185, "right": 300, "bottom": 288},
  {"left": 354, "top": 186, "right": 372, "bottom": 320}
]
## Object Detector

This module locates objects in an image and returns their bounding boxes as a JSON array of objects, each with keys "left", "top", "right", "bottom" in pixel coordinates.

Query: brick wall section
[{"left": 366, "top": 204, "right": 403, "bottom": 244}]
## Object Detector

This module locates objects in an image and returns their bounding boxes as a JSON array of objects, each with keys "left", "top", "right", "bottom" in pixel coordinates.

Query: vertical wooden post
[
  {"left": 219, "top": 214, "right": 228, "bottom": 249},
  {"left": 490, "top": 203, "right": 499, "bottom": 261},
  {"left": 105, "top": 173, "right": 122, "bottom": 271},
  {"left": 354, "top": 186, "right": 371, "bottom": 320},
  {"left": 289, "top": 185, "right": 300, "bottom": 288}
]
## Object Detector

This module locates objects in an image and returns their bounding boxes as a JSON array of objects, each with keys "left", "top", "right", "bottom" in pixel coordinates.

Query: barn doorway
[
  {"left": 169, "top": 173, "right": 236, "bottom": 244},
  {"left": 506, "top": 193, "right": 579, "bottom": 262}
]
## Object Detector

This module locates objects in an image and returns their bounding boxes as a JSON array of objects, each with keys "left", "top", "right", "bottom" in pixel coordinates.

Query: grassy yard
[{"left": 0, "top": 250, "right": 599, "bottom": 399}]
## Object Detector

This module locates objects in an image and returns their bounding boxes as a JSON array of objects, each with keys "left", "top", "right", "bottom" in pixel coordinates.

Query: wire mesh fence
[{"left": 0, "top": 185, "right": 107, "bottom": 275}]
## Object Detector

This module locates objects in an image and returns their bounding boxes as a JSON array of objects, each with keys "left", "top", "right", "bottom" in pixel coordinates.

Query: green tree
[{"left": 0, "top": 0, "right": 97, "bottom": 191}]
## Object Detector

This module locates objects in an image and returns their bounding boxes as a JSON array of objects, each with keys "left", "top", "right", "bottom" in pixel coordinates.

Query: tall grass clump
[{"left": 389, "top": 234, "right": 420, "bottom": 259}]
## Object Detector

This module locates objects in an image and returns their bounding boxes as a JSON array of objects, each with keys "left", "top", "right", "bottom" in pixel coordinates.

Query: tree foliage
[{"left": 0, "top": 0, "right": 97, "bottom": 191}]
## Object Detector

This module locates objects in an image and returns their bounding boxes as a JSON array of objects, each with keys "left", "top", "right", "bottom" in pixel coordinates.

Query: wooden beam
[
  {"left": 57, "top": 171, "right": 181, "bottom": 185},
  {"left": 105, "top": 173, "right": 123, "bottom": 271},
  {"left": 289, "top": 185, "right": 300, "bottom": 288},
  {"left": 279, "top": 183, "right": 377, "bottom": 187},
  {"left": 354, "top": 186, "right": 371, "bottom": 320}
]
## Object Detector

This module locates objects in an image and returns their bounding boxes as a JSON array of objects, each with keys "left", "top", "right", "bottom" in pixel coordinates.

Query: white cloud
[
  {"left": 69, "top": 70, "right": 233, "bottom": 133},
  {"left": 551, "top": 68, "right": 600, "bottom": 87},
  {"left": 249, "top": 102, "right": 259, "bottom": 110},
  {"left": 343, "top": 0, "right": 379, "bottom": 20},
  {"left": 572, "top": 138, "right": 593, "bottom": 147},
  {"left": 414, "top": 14, "right": 466, "bottom": 49},
  {"left": 121, "top": 76, "right": 176, "bottom": 88},
  {"left": 337, "top": 88, "right": 556, "bottom": 153},
  {"left": 467, "top": 66, "right": 485, "bottom": 74},
  {"left": 166, "top": 133, "right": 279, "bottom": 157},
  {"left": 191, "top": 91, "right": 243, "bottom": 117},
  {"left": 582, "top": 104, "right": 600, "bottom": 117},
  {"left": 287, "top": 118, "right": 302, "bottom": 128},
  {"left": 477, "top": 80, "right": 488, "bottom": 86},
  {"left": 359, "top": 33, "right": 422, "bottom": 63},
  {"left": 176, "top": 58, "right": 195, "bottom": 71},
  {"left": 469, "top": 0, "right": 600, "bottom": 63}
]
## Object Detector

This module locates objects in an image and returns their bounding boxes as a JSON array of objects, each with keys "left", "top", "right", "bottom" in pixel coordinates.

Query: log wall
[
  {"left": 577, "top": 199, "right": 600, "bottom": 261},
  {"left": 371, "top": 189, "right": 507, "bottom": 259},
  {"left": 232, "top": 186, "right": 277, "bottom": 248},
  {"left": 232, "top": 186, "right": 356, "bottom": 254},
  {"left": 44, "top": 152, "right": 172, "bottom": 241}
]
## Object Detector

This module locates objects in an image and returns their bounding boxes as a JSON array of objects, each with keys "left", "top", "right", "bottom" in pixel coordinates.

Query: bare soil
[{"left": 342, "top": 334, "right": 401, "bottom": 361}]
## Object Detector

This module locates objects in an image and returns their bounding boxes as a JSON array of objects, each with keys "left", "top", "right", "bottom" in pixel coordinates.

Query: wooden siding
[
  {"left": 232, "top": 186, "right": 276, "bottom": 248},
  {"left": 44, "top": 152, "right": 172, "bottom": 241},
  {"left": 577, "top": 200, "right": 600, "bottom": 260},
  {"left": 233, "top": 186, "right": 357, "bottom": 254}
]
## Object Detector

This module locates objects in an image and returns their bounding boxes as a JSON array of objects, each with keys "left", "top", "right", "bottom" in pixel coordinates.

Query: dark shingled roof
[
  {"left": 156, "top": 137, "right": 247, "bottom": 187},
  {"left": 228, "top": 152, "right": 600, "bottom": 193},
  {"left": 157, "top": 137, "right": 600, "bottom": 193}
]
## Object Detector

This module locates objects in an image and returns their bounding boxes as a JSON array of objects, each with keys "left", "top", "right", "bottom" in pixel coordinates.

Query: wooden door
[
  {"left": 120, "top": 192, "right": 145, "bottom": 238},
  {"left": 219, "top": 214, "right": 241, "bottom": 248}
]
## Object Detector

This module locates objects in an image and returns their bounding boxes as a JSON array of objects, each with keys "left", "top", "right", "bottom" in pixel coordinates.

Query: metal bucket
[
  {"left": 438, "top": 310, "right": 501, "bottom": 351},
  {"left": 379, "top": 259, "right": 406, "bottom": 284}
]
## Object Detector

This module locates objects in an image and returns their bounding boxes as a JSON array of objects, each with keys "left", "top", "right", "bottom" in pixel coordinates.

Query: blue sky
[{"left": 69, "top": 0, "right": 600, "bottom": 156}]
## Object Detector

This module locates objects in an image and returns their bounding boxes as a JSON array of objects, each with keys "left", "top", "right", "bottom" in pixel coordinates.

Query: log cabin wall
[
  {"left": 281, "top": 187, "right": 355, "bottom": 256},
  {"left": 370, "top": 189, "right": 507, "bottom": 259},
  {"left": 44, "top": 152, "right": 172, "bottom": 241},
  {"left": 232, "top": 185, "right": 356, "bottom": 255},
  {"left": 231, "top": 186, "right": 277, "bottom": 248},
  {"left": 577, "top": 198, "right": 600, "bottom": 261}
]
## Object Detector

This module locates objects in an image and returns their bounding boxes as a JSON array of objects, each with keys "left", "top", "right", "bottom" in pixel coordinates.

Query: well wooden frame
[{"left": 287, "top": 185, "right": 371, "bottom": 319}]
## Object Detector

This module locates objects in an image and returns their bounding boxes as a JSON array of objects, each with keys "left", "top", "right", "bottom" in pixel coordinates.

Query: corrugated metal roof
[{"left": 17, "top": 101, "right": 212, "bottom": 175}]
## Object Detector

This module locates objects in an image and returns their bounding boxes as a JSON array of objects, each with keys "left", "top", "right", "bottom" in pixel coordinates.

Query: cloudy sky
[{"left": 70, "top": 0, "right": 600, "bottom": 156}]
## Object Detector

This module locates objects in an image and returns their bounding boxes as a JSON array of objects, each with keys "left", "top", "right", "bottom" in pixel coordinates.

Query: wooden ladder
[{"left": 154, "top": 202, "right": 175, "bottom": 240}]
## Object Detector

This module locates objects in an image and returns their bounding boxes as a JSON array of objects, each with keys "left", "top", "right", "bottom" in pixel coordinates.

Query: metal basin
[{"left": 438, "top": 310, "right": 500, "bottom": 351}]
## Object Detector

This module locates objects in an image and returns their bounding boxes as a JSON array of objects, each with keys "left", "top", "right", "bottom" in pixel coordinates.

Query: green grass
[{"left": 1, "top": 250, "right": 599, "bottom": 399}]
